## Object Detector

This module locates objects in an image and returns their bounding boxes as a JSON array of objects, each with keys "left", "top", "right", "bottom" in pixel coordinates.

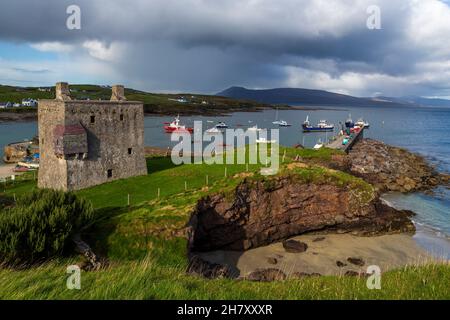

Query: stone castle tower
[{"left": 38, "top": 82, "right": 147, "bottom": 191}]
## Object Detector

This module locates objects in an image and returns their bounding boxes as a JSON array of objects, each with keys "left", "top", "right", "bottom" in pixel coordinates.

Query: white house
[
  {"left": 22, "top": 98, "right": 38, "bottom": 107},
  {"left": 0, "top": 101, "right": 12, "bottom": 108}
]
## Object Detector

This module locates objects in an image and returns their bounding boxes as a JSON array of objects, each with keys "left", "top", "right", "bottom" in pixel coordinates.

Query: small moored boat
[
  {"left": 215, "top": 122, "right": 228, "bottom": 129},
  {"left": 164, "top": 115, "right": 194, "bottom": 133},
  {"left": 355, "top": 118, "right": 370, "bottom": 128},
  {"left": 256, "top": 137, "right": 277, "bottom": 144},
  {"left": 206, "top": 127, "right": 222, "bottom": 134},
  {"left": 345, "top": 114, "right": 354, "bottom": 128},
  {"left": 302, "top": 116, "right": 334, "bottom": 132},
  {"left": 313, "top": 139, "right": 324, "bottom": 150},
  {"left": 14, "top": 166, "right": 31, "bottom": 173},
  {"left": 278, "top": 120, "right": 292, "bottom": 127},
  {"left": 17, "top": 161, "right": 39, "bottom": 169},
  {"left": 248, "top": 125, "right": 266, "bottom": 132}
]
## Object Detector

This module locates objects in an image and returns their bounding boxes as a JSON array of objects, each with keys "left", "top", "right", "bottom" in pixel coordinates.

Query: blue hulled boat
[
  {"left": 345, "top": 114, "right": 354, "bottom": 128},
  {"left": 302, "top": 116, "right": 334, "bottom": 132}
]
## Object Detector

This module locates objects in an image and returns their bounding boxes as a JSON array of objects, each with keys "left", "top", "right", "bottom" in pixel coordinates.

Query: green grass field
[{"left": 0, "top": 147, "right": 449, "bottom": 300}]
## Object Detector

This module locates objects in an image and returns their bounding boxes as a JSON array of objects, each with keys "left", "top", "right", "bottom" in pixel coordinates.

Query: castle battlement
[{"left": 38, "top": 82, "right": 148, "bottom": 191}]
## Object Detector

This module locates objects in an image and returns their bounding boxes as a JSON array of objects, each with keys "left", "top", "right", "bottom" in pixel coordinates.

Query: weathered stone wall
[
  {"left": 38, "top": 100, "right": 68, "bottom": 190},
  {"left": 38, "top": 94, "right": 147, "bottom": 191},
  {"left": 64, "top": 101, "right": 147, "bottom": 190}
]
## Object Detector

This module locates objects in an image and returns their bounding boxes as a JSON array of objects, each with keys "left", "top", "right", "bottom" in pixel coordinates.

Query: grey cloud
[
  {"left": 0, "top": 0, "right": 449, "bottom": 97},
  {"left": 12, "top": 67, "right": 51, "bottom": 74}
]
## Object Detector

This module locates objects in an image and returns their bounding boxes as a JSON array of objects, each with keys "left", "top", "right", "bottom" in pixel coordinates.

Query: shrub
[{"left": 0, "top": 189, "right": 94, "bottom": 266}]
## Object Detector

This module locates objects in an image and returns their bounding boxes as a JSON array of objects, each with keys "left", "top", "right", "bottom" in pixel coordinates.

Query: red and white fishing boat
[{"left": 164, "top": 115, "right": 194, "bottom": 133}]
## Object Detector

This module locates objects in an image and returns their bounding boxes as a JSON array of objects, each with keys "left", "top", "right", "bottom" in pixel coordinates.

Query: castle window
[
  {"left": 90, "top": 115, "right": 95, "bottom": 124},
  {"left": 128, "top": 148, "right": 132, "bottom": 155},
  {"left": 107, "top": 169, "right": 113, "bottom": 178},
  {"left": 120, "top": 114, "right": 124, "bottom": 121}
]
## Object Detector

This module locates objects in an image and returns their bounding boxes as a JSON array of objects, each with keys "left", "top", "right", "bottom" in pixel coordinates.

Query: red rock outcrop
[{"left": 187, "top": 176, "right": 415, "bottom": 252}]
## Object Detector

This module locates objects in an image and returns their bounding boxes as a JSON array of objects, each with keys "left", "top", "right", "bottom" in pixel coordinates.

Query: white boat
[
  {"left": 215, "top": 121, "right": 228, "bottom": 129},
  {"left": 313, "top": 143, "right": 323, "bottom": 150},
  {"left": 256, "top": 138, "right": 277, "bottom": 144},
  {"left": 313, "top": 139, "right": 324, "bottom": 150},
  {"left": 278, "top": 120, "right": 292, "bottom": 127},
  {"left": 248, "top": 125, "right": 266, "bottom": 132},
  {"left": 18, "top": 161, "right": 39, "bottom": 169},
  {"left": 272, "top": 108, "right": 291, "bottom": 126},
  {"left": 355, "top": 118, "right": 370, "bottom": 128},
  {"left": 206, "top": 127, "right": 222, "bottom": 134}
]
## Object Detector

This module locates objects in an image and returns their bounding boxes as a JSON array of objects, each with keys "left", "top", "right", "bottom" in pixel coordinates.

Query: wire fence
[{"left": 0, "top": 170, "right": 37, "bottom": 192}]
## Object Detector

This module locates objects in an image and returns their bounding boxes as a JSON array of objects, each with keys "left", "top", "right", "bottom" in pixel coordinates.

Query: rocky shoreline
[
  {"left": 0, "top": 112, "right": 37, "bottom": 123},
  {"left": 186, "top": 138, "right": 448, "bottom": 280},
  {"left": 347, "top": 139, "right": 448, "bottom": 193}
]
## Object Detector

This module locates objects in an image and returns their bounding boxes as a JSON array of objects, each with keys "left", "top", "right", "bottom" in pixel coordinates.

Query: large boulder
[
  {"left": 186, "top": 255, "right": 232, "bottom": 279},
  {"left": 246, "top": 269, "right": 286, "bottom": 282},
  {"left": 282, "top": 240, "right": 308, "bottom": 253}
]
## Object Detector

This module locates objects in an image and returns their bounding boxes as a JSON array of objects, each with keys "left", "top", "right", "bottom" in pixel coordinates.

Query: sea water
[{"left": 1, "top": 105, "right": 449, "bottom": 256}]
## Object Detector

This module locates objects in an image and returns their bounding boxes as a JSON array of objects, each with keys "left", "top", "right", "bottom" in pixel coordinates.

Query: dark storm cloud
[{"left": 0, "top": 0, "right": 449, "bottom": 96}]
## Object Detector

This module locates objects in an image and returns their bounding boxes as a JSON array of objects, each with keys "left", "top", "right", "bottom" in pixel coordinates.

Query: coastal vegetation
[
  {"left": 0, "top": 84, "right": 283, "bottom": 117},
  {"left": 0, "top": 189, "right": 93, "bottom": 266},
  {"left": 0, "top": 147, "right": 448, "bottom": 299}
]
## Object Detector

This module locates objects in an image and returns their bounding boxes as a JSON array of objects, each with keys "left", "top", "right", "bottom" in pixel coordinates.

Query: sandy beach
[{"left": 198, "top": 233, "right": 440, "bottom": 278}]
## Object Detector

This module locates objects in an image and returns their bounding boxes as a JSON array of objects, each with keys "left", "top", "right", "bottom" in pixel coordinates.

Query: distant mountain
[
  {"left": 377, "top": 96, "right": 450, "bottom": 107},
  {"left": 217, "top": 86, "right": 412, "bottom": 107}
]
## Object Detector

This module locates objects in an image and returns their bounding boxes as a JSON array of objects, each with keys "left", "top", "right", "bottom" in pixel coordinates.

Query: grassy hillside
[
  {"left": 0, "top": 147, "right": 449, "bottom": 300},
  {"left": 0, "top": 84, "right": 281, "bottom": 116}
]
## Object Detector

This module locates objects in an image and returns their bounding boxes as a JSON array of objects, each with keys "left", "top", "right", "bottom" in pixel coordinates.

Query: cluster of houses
[
  {"left": 0, "top": 98, "right": 38, "bottom": 109},
  {"left": 168, "top": 95, "right": 210, "bottom": 105}
]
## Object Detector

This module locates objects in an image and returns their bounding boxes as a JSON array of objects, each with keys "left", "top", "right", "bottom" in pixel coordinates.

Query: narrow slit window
[
  {"left": 120, "top": 114, "right": 124, "bottom": 121},
  {"left": 128, "top": 148, "right": 132, "bottom": 155},
  {"left": 90, "top": 115, "right": 95, "bottom": 124},
  {"left": 107, "top": 169, "right": 113, "bottom": 178}
]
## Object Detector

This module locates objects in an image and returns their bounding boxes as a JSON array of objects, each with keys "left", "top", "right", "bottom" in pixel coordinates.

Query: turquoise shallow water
[{"left": 1, "top": 105, "right": 449, "bottom": 253}]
